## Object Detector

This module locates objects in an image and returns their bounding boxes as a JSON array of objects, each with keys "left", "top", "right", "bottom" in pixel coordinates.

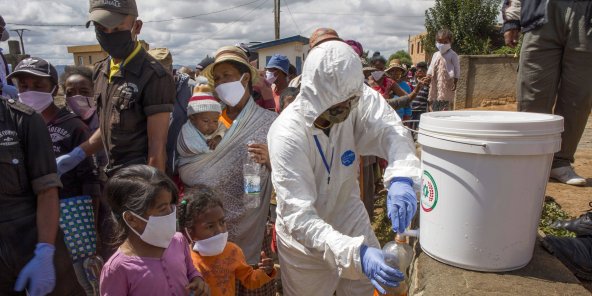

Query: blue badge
[{"left": 341, "top": 150, "right": 356, "bottom": 166}]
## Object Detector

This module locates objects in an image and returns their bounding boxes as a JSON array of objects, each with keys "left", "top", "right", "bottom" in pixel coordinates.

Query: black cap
[
  {"left": 197, "top": 56, "right": 215, "bottom": 70},
  {"left": 87, "top": 0, "right": 138, "bottom": 29},
  {"left": 7, "top": 57, "right": 58, "bottom": 84}
]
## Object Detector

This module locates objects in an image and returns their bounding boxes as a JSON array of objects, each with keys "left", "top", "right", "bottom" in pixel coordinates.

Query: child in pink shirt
[{"left": 99, "top": 165, "right": 209, "bottom": 296}]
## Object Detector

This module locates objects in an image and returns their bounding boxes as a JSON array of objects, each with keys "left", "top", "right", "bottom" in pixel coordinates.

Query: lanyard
[{"left": 313, "top": 135, "right": 334, "bottom": 184}]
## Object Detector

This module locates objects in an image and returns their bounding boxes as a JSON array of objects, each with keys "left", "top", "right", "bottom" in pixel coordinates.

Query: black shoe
[
  {"left": 550, "top": 204, "right": 592, "bottom": 236},
  {"left": 542, "top": 236, "right": 592, "bottom": 280}
]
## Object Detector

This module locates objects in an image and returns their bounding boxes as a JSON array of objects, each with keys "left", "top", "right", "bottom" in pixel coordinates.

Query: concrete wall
[
  {"left": 408, "top": 32, "right": 428, "bottom": 65},
  {"left": 255, "top": 42, "right": 310, "bottom": 74},
  {"left": 454, "top": 54, "right": 519, "bottom": 109}
]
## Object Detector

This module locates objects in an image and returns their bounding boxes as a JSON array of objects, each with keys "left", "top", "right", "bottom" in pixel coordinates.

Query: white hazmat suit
[{"left": 267, "top": 40, "right": 422, "bottom": 296}]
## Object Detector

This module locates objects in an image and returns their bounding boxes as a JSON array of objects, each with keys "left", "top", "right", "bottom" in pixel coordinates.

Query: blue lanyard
[{"left": 313, "top": 135, "right": 334, "bottom": 184}]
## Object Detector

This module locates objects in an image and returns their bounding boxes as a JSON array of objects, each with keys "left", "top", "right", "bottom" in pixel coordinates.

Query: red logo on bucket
[{"left": 421, "top": 170, "right": 438, "bottom": 212}]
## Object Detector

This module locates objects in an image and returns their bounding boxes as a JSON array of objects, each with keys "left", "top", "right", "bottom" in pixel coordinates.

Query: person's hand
[
  {"left": 386, "top": 177, "right": 418, "bottom": 233},
  {"left": 186, "top": 276, "right": 210, "bottom": 296},
  {"left": 14, "top": 243, "right": 56, "bottom": 296},
  {"left": 207, "top": 136, "right": 222, "bottom": 150},
  {"left": 368, "top": 75, "right": 379, "bottom": 88},
  {"left": 420, "top": 76, "right": 431, "bottom": 85},
  {"left": 504, "top": 29, "right": 520, "bottom": 48},
  {"left": 258, "top": 251, "right": 274, "bottom": 276},
  {"left": 56, "top": 146, "right": 86, "bottom": 177},
  {"left": 360, "top": 245, "right": 404, "bottom": 294},
  {"left": 248, "top": 143, "right": 270, "bottom": 170}
]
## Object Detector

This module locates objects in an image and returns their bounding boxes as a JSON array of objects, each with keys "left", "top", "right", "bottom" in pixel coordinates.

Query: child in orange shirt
[{"left": 178, "top": 184, "right": 277, "bottom": 296}]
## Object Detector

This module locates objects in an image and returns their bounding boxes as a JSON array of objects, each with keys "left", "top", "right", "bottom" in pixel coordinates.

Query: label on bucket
[{"left": 421, "top": 170, "right": 439, "bottom": 212}]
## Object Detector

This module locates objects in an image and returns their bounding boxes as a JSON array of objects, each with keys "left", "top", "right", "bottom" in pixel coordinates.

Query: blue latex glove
[
  {"left": 15, "top": 243, "right": 56, "bottom": 296},
  {"left": 360, "top": 245, "right": 404, "bottom": 294},
  {"left": 56, "top": 146, "right": 86, "bottom": 177},
  {"left": 387, "top": 177, "right": 418, "bottom": 233}
]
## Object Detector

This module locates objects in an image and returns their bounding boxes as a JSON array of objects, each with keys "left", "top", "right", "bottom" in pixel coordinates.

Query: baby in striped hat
[{"left": 177, "top": 86, "right": 227, "bottom": 155}]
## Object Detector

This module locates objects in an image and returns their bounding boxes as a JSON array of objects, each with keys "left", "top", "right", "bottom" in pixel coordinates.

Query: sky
[{"left": 2, "top": 0, "right": 435, "bottom": 66}]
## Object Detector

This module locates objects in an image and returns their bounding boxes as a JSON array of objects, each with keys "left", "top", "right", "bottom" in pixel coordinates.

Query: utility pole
[
  {"left": 11, "top": 29, "right": 29, "bottom": 55},
  {"left": 274, "top": 0, "right": 280, "bottom": 40}
]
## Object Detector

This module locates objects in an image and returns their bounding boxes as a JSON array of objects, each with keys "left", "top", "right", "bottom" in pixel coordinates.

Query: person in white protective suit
[{"left": 267, "top": 39, "right": 422, "bottom": 296}]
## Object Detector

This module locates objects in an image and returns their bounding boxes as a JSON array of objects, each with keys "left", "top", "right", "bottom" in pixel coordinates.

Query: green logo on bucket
[{"left": 421, "top": 170, "right": 438, "bottom": 212}]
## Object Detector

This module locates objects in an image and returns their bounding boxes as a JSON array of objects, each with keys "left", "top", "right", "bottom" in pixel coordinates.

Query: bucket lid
[{"left": 419, "top": 111, "right": 564, "bottom": 137}]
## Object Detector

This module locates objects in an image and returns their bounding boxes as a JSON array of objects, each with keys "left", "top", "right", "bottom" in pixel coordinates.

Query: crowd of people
[{"left": 0, "top": 0, "right": 590, "bottom": 295}]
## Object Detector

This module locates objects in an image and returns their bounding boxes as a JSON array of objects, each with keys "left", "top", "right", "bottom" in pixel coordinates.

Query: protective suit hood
[{"left": 296, "top": 40, "right": 364, "bottom": 127}]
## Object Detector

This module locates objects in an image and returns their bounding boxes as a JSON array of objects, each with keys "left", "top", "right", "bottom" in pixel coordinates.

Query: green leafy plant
[
  {"left": 388, "top": 50, "right": 413, "bottom": 68},
  {"left": 539, "top": 197, "right": 577, "bottom": 238},
  {"left": 424, "top": 0, "right": 501, "bottom": 55}
]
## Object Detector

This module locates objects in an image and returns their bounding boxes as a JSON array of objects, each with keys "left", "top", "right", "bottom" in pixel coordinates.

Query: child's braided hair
[{"left": 177, "top": 184, "right": 224, "bottom": 232}]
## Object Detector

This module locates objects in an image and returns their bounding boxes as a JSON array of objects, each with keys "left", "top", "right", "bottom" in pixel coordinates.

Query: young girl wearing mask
[
  {"left": 426, "top": 28, "right": 460, "bottom": 111},
  {"left": 99, "top": 165, "right": 209, "bottom": 295},
  {"left": 178, "top": 184, "right": 276, "bottom": 296}
]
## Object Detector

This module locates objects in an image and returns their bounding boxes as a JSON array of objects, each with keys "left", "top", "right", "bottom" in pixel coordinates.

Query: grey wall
[{"left": 455, "top": 55, "right": 519, "bottom": 109}]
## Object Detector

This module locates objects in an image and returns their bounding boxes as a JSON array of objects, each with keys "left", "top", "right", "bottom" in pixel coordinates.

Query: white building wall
[{"left": 256, "top": 42, "right": 310, "bottom": 74}]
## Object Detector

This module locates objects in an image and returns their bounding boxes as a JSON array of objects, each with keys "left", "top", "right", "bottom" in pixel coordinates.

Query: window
[
  {"left": 89, "top": 55, "right": 92, "bottom": 64},
  {"left": 411, "top": 44, "right": 414, "bottom": 55},
  {"left": 78, "top": 56, "right": 84, "bottom": 65}
]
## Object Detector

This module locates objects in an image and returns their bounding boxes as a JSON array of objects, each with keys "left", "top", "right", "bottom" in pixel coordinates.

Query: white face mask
[
  {"left": 265, "top": 71, "right": 277, "bottom": 85},
  {"left": 192, "top": 231, "right": 228, "bottom": 256},
  {"left": 124, "top": 206, "right": 177, "bottom": 249},
  {"left": 370, "top": 71, "right": 385, "bottom": 81},
  {"left": 215, "top": 74, "right": 246, "bottom": 107},
  {"left": 66, "top": 95, "right": 96, "bottom": 120},
  {"left": 18, "top": 87, "right": 56, "bottom": 113},
  {"left": 436, "top": 42, "right": 451, "bottom": 54}
]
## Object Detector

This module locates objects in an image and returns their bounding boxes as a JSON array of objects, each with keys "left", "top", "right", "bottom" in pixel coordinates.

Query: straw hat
[
  {"left": 309, "top": 27, "right": 341, "bottom": 49},
  {"left": 202, "top": 45, "right": 259, "bottom": 86},
  {"left": 385, "top": 59, "right": 406, "bottom": 73}
]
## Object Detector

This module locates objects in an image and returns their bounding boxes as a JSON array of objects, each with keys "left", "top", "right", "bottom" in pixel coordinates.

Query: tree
[
  {"left": 424, "top": 0, "right": 500, "bottom": 55},
  {"left": 388, "top": 50, "right": 413, "bottom": 67}
]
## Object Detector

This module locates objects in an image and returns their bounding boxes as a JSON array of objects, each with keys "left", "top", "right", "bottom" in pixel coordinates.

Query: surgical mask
[
  {"left": 96, "top": 28, "right": 136, "bottom": 59},
  {"left": 265, "top": 71, "right": 277, "bottom": 85},
  {"left": 18, "top": 87, "right": 55, "bottom": 113},
  {"left": 124, "top": 206, "right": 177, "bottom": 248},
  {"left": 66, "top": 95, "right": 96, "bottom": 120},
  {"left": 370, "top": 71, "right": 384, "bottom": 81},
  {"left": 435, "top": 42, "right": 451, "bottom": 54},
  {"left": 192, "top": 232, "right": 228, "bottom": 256},
  {"left": 215, "top": 74, "right": 246, "bottom": 107}
]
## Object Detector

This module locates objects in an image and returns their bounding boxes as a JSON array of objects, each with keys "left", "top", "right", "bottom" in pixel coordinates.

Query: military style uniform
[
  {"left": 93, "top": 47, "right": 175, "bottom": 175},
  {"left": 0, "top": 98, "right": 83, "bottom": 295}
]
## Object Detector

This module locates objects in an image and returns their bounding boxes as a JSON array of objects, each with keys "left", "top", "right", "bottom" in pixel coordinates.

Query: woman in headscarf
[{"left": 177, "top": 45, "right": 277, "bottom": 295}]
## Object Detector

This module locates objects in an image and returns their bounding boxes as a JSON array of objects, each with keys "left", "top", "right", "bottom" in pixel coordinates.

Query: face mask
[
  {"left": 124, "top": 206, "right": 177, "bottom": 248},
  {"left": 18, "top": 87, "right": 55, "bottom": 113},
  {"left": 436, "top": 42, "right": 451, "bottom": 54},
  {"left": 370, "top": 71, "right": 384, "bottom": 81},
  {"left": 66, "top": 95, "right": 96, "bottom": 120},
  {"left": 318, "top": 105, "right": 352, "bottom": 129},
  {"left": 215, "top": 74, "right": 246, "bottom": 107},
  {"left": 96, "top": 29, "right": 136, "bottom": 59},
  {"left": 192, "top": 232, "right": 228, "bottom": 256},
  {"left": 265, "top": 71, "right": 277, "bottom": 85}
]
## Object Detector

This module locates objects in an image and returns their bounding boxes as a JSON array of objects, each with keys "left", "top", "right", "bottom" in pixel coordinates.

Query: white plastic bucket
[{"left": 417, "top": 111, "right": 563, "bottom": 272}]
